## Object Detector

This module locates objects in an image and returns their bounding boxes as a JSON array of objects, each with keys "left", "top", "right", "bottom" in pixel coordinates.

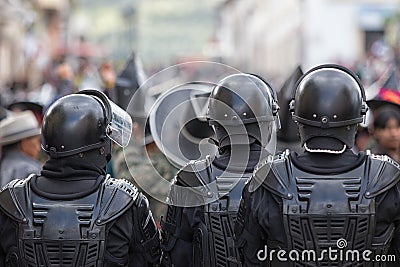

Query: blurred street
[
  {"left": 1, "top": 0, "right": 400, "bottom": 222},
  {"left": 1, "top": 0, "right": 400, "bottom": 103}
]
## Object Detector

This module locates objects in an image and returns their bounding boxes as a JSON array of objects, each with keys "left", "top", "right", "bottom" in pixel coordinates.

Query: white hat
[{"left": 0, "top": 110, "right": 41, "bottom": 145}]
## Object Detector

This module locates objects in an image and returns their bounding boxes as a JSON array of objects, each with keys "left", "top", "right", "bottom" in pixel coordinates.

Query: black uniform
[
  {"left": 161, "top": 144, "right": 266, "bottom": 267},
  {"left": 0, "top": 90, "right": 161, "bottom": 266},
  {"left": 235, "top": 149, "right": 400, "bottom": 266},
  {"left": 0, "top": 155, "right": 160, "bottom": 266},
  {"left": 235, "top": 64, "right": 400, "bottom": 266},
  {"left": 160, "top": 73, "right": 280, "bottom": 267}
]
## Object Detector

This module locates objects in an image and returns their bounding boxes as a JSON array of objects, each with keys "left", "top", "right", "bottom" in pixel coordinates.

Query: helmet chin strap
[{"left": 304, "top": 142, "right": 347, "bottom": 154}]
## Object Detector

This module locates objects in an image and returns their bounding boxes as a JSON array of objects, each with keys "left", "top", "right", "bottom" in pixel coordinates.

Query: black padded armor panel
[
  {"left": 165, "top": 156, "right": 251, "bottom": 267},
  {"left": 0, "top": 175, "right": 139, "bottom": 266},
  {"left": 255, "top": 150, "right": 400, "bottom": 267}
]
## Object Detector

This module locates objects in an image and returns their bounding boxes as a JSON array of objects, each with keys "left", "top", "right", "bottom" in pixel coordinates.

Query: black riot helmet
[
  {"left": 208, "top": 73, "right": 280, "bottom": 147},
  {"left": 41, "top": 89, "right": 132, "bottom": 158},
  {"left": 289, "top": 64, "right": 368, "bottom": 151}
]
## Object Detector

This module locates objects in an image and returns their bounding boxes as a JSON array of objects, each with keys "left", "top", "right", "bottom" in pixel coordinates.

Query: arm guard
[
  {"left": 160, "top": 159, "right": 213, "bottom": 267},
  {"left": 132, "top": 193, "right": 161, "bottom": 265},
  {"left": 160, "top": 204, "right": 195, "bottom": 267},
  {"left": 234, "top": 183, "right": 266, "bottom": 266}
]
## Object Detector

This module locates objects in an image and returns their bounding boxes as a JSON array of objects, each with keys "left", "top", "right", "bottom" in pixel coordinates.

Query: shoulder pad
[
  {"left": 365, "top": 154, "right": 400, "bottom": 198},
  {"left": 255, "top": 150, "right": 292, "bottom": 199},
  {"left": 175, "top": 156, "right": 213, "bottom": 188},
  {"left": 0, "top": 177, "right": 32, "bottom": 222},
  {"left": 96, "top": 176, "right": 139, "bottom": 225}
]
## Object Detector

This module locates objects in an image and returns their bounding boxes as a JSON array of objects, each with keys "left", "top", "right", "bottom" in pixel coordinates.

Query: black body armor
[
  {"left": 161, "top": 156, "right": 251, "bottom": 267},
  {"left": 253, "top": 150, "right": 400, "bottom": 266},
  {"left": 0, "top": 175, "right": 139, "bottom": 266}
]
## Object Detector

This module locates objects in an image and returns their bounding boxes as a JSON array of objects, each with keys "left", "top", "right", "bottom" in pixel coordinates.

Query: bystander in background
[
  {"left": 368, "top": 108, "right": 400, "bottom": 163},
  {"left": 0, "top": 110, "right": 42, "bottom": 186}
]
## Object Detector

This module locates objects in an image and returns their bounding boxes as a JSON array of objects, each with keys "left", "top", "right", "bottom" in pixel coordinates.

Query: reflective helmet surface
[
  {"left": 277, "top": 66, "right": 303, "bottom": 143},
  {"left": 41, "top": 90, "right": 114, "bottom": 158},
  {"left": 208, "top": 73, "right": 279, "bottom": 146},
  {"left": 290, "top": 64, "right": 367, "bottom": 148}
]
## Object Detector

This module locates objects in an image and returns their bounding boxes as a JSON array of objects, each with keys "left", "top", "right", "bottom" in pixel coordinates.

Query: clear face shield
[
  {"left": 107, "top": 100, "right": 133, "bottom": 147},
  {"left": 78, "top": 89, "right": 133, "bottom": 148}
]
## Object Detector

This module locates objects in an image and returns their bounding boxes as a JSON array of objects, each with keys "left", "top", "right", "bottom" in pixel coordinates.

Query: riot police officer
[
  {"left": 160, "top": 73, "right": 280, "bottom": 266},
  {"left": 235, "top": 64, "right": 400, "bottom": 266},
  {"left": 0, "top": 90, "right": 160, "bottom": 266}
]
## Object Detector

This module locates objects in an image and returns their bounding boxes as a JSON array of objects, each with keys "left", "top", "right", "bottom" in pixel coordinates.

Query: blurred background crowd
[{"left": 0, "top": 0, "right": 400, "bottom": 224}]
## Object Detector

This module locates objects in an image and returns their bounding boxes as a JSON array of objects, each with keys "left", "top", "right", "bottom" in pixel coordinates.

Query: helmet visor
[{"left": 107, "top": 100, "right": 133, "bottom": 147}]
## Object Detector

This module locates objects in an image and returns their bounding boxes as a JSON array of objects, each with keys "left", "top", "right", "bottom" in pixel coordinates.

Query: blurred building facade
[
  {"left": 0, "top": 0, "right": 34, "bottom": 87},
  {"left": 215, "top": 0, "right": 400, "bottom": 81},
  {"left": 215, "top": 0, "right": 301, "bottom": 80},
  {"left": 2, "top": 0, "right": 400, "bottom": 91},
  {"left": 0, "top": 0, "right": 71, "bottom": 90},
  {"left": 69, "top": 0, "right": 219, "bottom": 69}
]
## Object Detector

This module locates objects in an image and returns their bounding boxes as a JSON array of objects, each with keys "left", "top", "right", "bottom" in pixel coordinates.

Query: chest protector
[
  {"left": 0, "top": 175, "right": 138, "bottom": 267},
  {"left": 257, "top": 150, "right": 400, "bottom": 267},
  {"left": 174, "top": 156, "right": 252, "bottom": 267}
]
